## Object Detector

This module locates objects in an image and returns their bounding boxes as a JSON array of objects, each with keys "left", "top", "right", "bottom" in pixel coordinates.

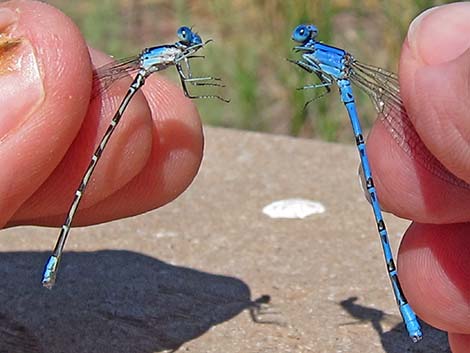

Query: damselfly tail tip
[
  {"left": 42, "top": 280, "right": 55, "bottom": 290},
  {"left": 400, "top": 303, "right": 422, "bottom": 342},
  {"left": 407, "top": 320, "right": 423, "bottom": 343},
  {"left": 42, "top": 255, "right": 59, "bottom": 289}
]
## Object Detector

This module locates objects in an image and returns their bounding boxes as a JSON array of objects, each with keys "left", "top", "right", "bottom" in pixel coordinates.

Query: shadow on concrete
[
  {"left": 340, "top": 296, "right": 450, "bottom": 353},
  {"left": 0, "top": 251, "right": 269, "bottom": 353}
]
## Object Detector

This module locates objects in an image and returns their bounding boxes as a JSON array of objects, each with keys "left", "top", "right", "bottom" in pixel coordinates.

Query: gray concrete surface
[{"left": 0, "top": 127, "right": 449, "bottom": 352}]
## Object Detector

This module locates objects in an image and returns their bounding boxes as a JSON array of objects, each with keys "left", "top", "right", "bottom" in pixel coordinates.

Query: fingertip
[
  {"left": 144, "top": 74, "right": 204, "bottom": 194},
  {"left": 399, "top": 2, "right": 470, "bottom": 184},
  {"left": 71, "top": 76, "right": 204, "bottom": 225},
  {"left": 449, "top": 332, "right": 470, "bottom": 353},
  {"left": 367, "top": 120, "right": 470, "bottom": 223},
  {"left": 398, "top": 222, "right": 470, "bottom": 334},
  {"left": 367, "top": 2, "right": 470, "bottom": 224},
  {"left": 406, "top": 3, "right": 470, "bottom": 66}
]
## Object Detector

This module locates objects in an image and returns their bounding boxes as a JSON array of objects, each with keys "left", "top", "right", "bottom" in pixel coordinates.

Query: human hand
[
  {"left": 367, "top": 3, "right": 470, "bottom": 351},
  {"left": 0, "top": 0, "right": 203, "bottom": 228}
]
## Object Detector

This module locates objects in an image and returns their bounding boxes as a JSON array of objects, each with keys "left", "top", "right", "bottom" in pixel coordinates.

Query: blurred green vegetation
[{"left": 48, "top": 0, "right": 450, "bottom": 142}]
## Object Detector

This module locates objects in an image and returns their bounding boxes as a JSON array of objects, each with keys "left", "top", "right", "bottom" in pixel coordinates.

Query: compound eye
[
  {"left": 177, "top": 26, "right": 193, "bottom": 43},
  {"left": 292, "top": 24, "right": 310, "bottom": 42}
]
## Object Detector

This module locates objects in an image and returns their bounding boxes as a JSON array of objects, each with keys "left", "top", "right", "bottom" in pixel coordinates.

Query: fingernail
[
  {"left": 0, "top": 8, "right": 44, "bottom": 139},
  {"left": 407, "top": 3, "right": 470, "bottom": 65}
]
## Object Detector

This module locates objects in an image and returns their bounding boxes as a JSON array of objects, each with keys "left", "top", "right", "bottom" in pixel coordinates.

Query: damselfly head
[
  {"left": 292, "top": 24, "right": 318, "bottom": 43},
  {"left": 177, "top": 26, "right": 202, "bottom": 46}
]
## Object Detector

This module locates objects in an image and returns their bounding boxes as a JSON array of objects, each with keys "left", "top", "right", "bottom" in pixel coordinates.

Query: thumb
[
  {"left": 0, "top": 0, "right": 91, "bottom": 227},
  {"left": 400, "top": 2, "right": 470, "bottom": 184}
]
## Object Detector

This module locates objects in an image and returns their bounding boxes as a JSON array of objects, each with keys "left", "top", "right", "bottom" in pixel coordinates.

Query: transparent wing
[
  {"left": 92, "top": 55, "right": 141, "bottom": 98},
  {"left": 349, "top": 60, "right": 469, "bottom": 189}
]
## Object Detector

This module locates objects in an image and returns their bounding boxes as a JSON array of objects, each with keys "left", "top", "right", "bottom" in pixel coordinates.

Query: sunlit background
[{"left": 47, "top": 0, "right": 451, "bottom": 143}]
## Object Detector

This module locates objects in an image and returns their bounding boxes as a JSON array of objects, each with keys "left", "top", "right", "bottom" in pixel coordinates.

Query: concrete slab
[{"left": 0, "top": 127, "right": 449, "bottom": 352}]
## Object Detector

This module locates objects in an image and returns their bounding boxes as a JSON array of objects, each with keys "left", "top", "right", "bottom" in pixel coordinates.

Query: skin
[
  {"left": 0, "top": 0, "right": 203, "bottom": 227},
  {"left": 0, "top": 1, "right": 468, "bottom": 351},
  {"left": 367, "top": 3, "right": 470, "bottom": 351}
]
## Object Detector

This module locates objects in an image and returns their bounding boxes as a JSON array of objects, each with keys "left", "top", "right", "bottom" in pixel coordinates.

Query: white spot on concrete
[
  {"left": 153, "top": 231, "right": 178, "bottom": 239},
  {"left": 262, "top": 198, "right": 325, "bottom": 219}
]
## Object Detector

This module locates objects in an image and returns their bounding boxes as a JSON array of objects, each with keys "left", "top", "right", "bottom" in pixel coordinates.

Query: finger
[
  {"left": 367, "top": 3, "right": 470, "bottom": 223},
  {"left": 59, "top": 75, "right": 204, "bottom": 226},
  {"left": 398, "top": 222, "right": 470, "bottom": 334},
  {"left": 403, "top": 3, "right": 470, "bottom": 182},
  {"left": 11, "top": 54, "right": 203, "bottom": 226},
  {"left": 449, "top": 333, "right": 470, "bottom": 353},
  {"left": 0, "top": 0, "right": 91, "bottom": 227},
  {"left": 10, "top": 48, "right": 154, "bottom": 223}
]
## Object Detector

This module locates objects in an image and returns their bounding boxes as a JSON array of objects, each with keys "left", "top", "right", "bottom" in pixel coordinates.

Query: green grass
[{"left": 47, "top": 0, "right": 452, "bottom": 142}]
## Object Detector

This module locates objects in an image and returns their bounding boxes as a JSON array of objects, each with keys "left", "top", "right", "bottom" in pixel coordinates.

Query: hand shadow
[
  {"left": 0, "top": 251, "right": 270, "bottom": 353},
  {"left": 340, "top": 296, "right": 450, "bottom": 353}
]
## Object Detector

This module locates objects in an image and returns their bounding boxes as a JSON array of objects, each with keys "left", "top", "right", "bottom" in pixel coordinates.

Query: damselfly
[
  {"left": 42, "top": 26, "right": 227, "bottom": 289},
  {"left": 289, "top": 24, "right": 425, "bottom": 342}
]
